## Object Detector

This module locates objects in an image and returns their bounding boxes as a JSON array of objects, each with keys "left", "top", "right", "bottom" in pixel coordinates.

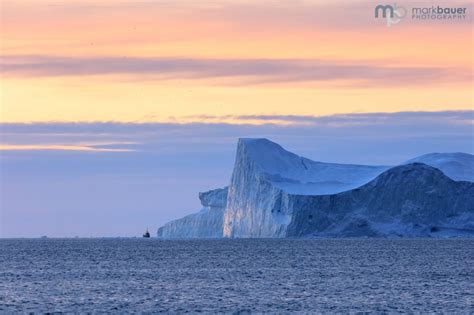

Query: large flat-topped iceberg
[{"left": 157, "top": 138, "right": 474, "bottom": 238}]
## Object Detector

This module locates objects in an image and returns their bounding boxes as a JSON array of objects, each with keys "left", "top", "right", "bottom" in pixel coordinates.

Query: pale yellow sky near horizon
[{"left": 1, "top": 0, "right": 473, "bottom": 123}]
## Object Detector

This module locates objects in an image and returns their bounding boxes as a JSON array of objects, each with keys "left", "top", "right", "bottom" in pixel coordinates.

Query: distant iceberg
[{"left": 157, "top": 138, "right": 474, "bottom": 238}]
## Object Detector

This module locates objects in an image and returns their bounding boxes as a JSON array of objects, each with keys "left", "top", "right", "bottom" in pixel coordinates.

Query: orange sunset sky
[{"left": 1, "top": 0, "right": 473, "bottom": 123}]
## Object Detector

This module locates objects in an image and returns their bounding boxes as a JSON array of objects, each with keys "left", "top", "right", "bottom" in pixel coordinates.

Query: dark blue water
[{"left": 0, "top": 239, "right": 473, "bottom": 313}]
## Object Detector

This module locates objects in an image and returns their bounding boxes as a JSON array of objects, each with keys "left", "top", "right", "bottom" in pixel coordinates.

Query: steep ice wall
[
  {"left": 222, "top": 140, "right": 289, "bottom": 237},
  {"left": 286, "top": 163, "right": 474, "bottom": 237},
  {"left": 156, "top": 187, "right": 227, "bottom": 238},
  {"left": 405, "top": 152, "right": 474, "bottom": 182},
  {"left": 222, "top": 139, "right": 389, "bottom": 238}
]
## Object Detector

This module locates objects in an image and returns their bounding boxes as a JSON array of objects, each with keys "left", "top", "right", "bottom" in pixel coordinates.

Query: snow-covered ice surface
[
  {"left": 1, "top": 238, "right": 473, "bottom": 313},
  {"left": 234, "top": 138, "right": 389, "bottom": 195},
  {"left": 405, "top": 152, "right": 474, "bottom": 182},
  {"left": 158, "top": 138, "right": 474, "bottom": 238}
]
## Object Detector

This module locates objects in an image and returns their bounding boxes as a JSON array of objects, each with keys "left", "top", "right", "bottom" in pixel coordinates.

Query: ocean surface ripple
[{"left": 0, "top": 239, "right": 473, "bottom": 313}]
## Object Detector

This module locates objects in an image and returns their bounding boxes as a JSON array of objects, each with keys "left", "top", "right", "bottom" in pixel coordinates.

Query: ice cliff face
[
  {"left": 157, "top": 138, "right": 474, "bottom": 238},
  {"left": 156, "top": 187, "right": 227, "bottom": 238},
  {"left": 222, "top": 138, "right": 389, "bottom": 237}
]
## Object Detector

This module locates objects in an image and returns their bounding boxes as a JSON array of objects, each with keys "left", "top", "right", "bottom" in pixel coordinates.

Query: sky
[{"left": 0, "top": 0, "right": 473, "bottom": 237}]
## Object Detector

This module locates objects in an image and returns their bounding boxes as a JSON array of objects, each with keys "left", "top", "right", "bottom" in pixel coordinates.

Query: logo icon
[{"left": 375, "top": 4, "right": 407, "bottom": 27}]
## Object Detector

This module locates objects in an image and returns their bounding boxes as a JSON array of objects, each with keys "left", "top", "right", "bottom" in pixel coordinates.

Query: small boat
[{"left": 143, "top": 228, "right": 151, "bottom": 238}]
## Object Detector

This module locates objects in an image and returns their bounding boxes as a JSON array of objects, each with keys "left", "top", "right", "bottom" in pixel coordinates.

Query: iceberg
[{"left": 157, "top": 138, "right": 474, "bottom": 238}]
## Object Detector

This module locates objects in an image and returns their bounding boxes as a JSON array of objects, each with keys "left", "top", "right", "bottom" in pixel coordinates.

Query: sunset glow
[{"left": 1, "top": 0, "right": 472, "bottom": 123}]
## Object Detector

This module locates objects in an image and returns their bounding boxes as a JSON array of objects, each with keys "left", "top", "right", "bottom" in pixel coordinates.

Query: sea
[{"left": 0, "top": 238, "right": 473, "bottom": 313}]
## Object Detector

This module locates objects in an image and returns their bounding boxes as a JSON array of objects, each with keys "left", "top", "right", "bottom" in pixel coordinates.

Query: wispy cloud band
[
  {"left": 2, "top": 55, "right": 470, "bottom": 86},
  {"left": 177, "top": 110, "right": 473, "bottom": 126},
  {"left": 1, "top": 110, "right": 472, "bottom": 152},
  {"left": 2, "top": 110, "right": 471, "bottom": 130},
  {"left": 0, "top": 144, "right": 134, "bottom": 152}
]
